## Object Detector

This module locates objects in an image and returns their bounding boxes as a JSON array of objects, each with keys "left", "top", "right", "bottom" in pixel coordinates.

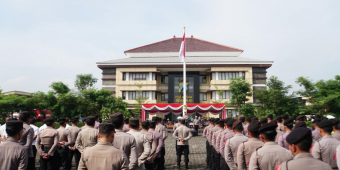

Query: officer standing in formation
[
  {"left": 173, "top": 118, "right": 192, "bottom": 169},
  {"left": 149, "top": 121, "right": 164, "bottom": 170},
  {"left": 332, "top": 119, "right": 340, "bottom": 140},
  {"left": 68, "top": 117, "right": 82, "bottom": 169},
  {"left": 193, "top": 116, "right": 199, "bottom": 136},
  {"left": 56, "top": 118, "right": 71, "bottom": 170},
  {"left": 18, "top": 111, "right": 35, "bottom": 170},
  {"left": 277, "top": 118, "right": 294, "bottom": 149},
  {"left": 75, "top": 116, "right": 98, "bottom": 154},
  {"left": 140, "top": 121, "right": 157, "bottom": 170},
  {"left": 153, "top": 116, "right": 168, "bottom": 170},
  {"left": 0, "top": 120, "right": 28, "bottom": 170}
]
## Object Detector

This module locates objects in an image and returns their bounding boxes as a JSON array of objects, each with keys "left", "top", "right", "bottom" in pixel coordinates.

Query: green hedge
[{"left": 35, "top": 122, "right": 85, "bottom": 129}]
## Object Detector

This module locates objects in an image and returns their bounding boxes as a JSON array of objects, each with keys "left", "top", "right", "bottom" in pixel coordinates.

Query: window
[
  {"left": 211, "top": 73, "right": 216, "bottom": 80},
  {"left": 123, "top": 73, "right": 126, "bottom": 81},
  {"left": 161, "top": 75, "right": 168, "bottom": 84},
  {"left": 161, "top": 93, "right": 168, "bottom": 101},
  {"left": 211, "top": 91, "right": 232, "bottom": 99},
  {"left": 151, "top": 91, "right": 157, "bottom": 100},
  {"left": 123, "top": 91, "right": 156, "bottom": 100},
  {"left": 211, "top": 72, "right": 245, "bottom": 80},
  {"left": 227, "top": 109, "right": 239, "bottom": 117},
  {"left": 152, "top": 73, "right": 157, "bottom": 81},
  {"left": 122, "top": 72, "right": 157, "bottom": 81},
  {"left": 200, "top": 93, "right": 207, "bottom": 101},
  {"left": 122, "top": 91, "right": 126, "bottom": 100},
  {"left": 199, "top": 75, "right": 207, "bottom": 84}
]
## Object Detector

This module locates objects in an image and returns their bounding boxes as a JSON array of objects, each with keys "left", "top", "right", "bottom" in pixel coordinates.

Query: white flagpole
[{"left": 183, "top": 27, "right": 187, "bottom": 118}]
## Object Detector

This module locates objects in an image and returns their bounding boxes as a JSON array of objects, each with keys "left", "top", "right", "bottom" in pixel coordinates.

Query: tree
[
  {"left": 229, "top": 77, "right": 252, "bottom": 116},
  {"left": 75, "top": 74, "right": 98, "bottom": 91},
  {"left": 239, "top": 103, "right": 256, "bottom": 118},
  {"left": 50, "top": 82, "right": 70, "bottom": 94},
  {"left": 211, "top": 85, "right": 225, "bottom": 103}
]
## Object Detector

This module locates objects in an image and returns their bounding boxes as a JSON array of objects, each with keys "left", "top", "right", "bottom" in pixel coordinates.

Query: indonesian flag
[{"left": 179, "top": 29, "right": 185, "bottom": 62}]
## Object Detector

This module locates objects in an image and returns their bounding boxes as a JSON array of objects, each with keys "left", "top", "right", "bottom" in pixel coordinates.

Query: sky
[{"left": 0, "top": 0, "right": 339, "bottom": 93}]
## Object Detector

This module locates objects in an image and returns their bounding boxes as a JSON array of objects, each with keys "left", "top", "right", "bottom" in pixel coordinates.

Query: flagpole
[{"left": 183, "top": 27, "right": 187, "bottom": 119}]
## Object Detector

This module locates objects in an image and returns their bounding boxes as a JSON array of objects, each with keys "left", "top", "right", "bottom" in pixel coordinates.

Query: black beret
[
  {"left": 111, "top": 112, "right": 123, "bottom": 119},
  {"left": 258, "top": 122, "right": 277, "bottom": 133},
  {"left": 99, "top": 123, "right": 116, "bottom": 133},
  {"left": 284, "top": 118, "right": 294, "bottom": 126},
  {"left": 104, "top": 120, "right": 112, "bottom": 124},
  {"left": 248, "top": 121, "right": 261, "bottom": 132},
  {"left": 267, "top": 114, "right": 273, "bottom": 119},
  {"left": 141, "top": 121, "right": 150, "bottom": 126},
  {"left": 6, "top": 120, "right": 23, "bottom": 131},
  {"left": 129, "top": 118, "right": 140, "bottom": 126},
  {"left": 282, "top": 114, "right": 289, "bottom": 120},
  {"left": 296, "top": 115, "right": 305, "bottom": 121},
  {"left": 214, "top": 118, "right": 220, "bottom": 123},
  {"left": 44, "top": 118, "right": 54, "bottom": 124},
  {"left": 313, "top": 118, "right": 321, "bottom": 124},
  {"left": 295, "top": 121, "right": 307, "bottom": 128},
  {"left": 275, "top": 116, "right": 282, "bottom": 122},
  {"left": 259, "top": 118, "right": 268, "bottom": 124},
  {"left": 245, "top": 117, "right": 251, "bottom": 122},
  {"left": 252, "top": 117, "right": 259, "bottom": 121},
  {"left": 286, "top": 127, "right": 312, "bottom": 144},
  {"left": 218, "top": 120, "right": 225, "bottom": 127},
  {"left": 227, "top": 119, "right": 236, "bottom": 127},
  {"left": 270, "top": 120, "right": 278, "bottom": 125},
  {"left": 318, "top": 120, "right": 333, "bottom": 128},
  {"left": 332, "top": 119, "right": 340, "bottom": 126},
  {"left": 86, "top": 116, "right": 96, "bottom": 122},
  {"left": 152, "top": 117, "right": 159, "bottom": 122},
  {"left": 232, "top": 121, "right": 242, "bottom": 129},
  {"left": 239, "top": 117, "right": 245, "bottom": 122},
  {"left": 224, "top": 118, "right": 231, "bottom": 124}
]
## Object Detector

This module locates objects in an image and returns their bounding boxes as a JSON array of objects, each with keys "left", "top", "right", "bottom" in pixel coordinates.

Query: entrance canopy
[{"left": 141, "top": 103, "right": 226, "bottom": 121}]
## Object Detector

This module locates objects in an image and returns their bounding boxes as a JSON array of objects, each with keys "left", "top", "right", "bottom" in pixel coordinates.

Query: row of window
[
  {"left": 121, "top": 91, "right": 231, "bottom": 101},
  {"left": 211, "top": 72, "right": 245, "bottom": 80},
  {"left": 123, "top": 73, "right": 157, "bottom": 81},
  {"left": 161, "top": 75, "right": 207, "bottom": 84}
]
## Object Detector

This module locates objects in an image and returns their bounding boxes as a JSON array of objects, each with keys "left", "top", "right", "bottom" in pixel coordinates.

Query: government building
[{"left": 96, "top": 36, "right": 273, "bottom": 120}]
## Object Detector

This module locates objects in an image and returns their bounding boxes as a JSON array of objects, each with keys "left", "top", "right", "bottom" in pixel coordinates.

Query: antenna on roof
[
  {"left": 173, "top": 35, "right": 176, "bottom": 38},
  {"left": 191, "top": 35, "right": 193, "bottom": 38}
]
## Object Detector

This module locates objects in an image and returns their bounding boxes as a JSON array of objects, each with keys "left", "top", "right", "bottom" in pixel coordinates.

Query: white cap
[{"left": 177, "top": 116, "right": 182, "bottom": 120}]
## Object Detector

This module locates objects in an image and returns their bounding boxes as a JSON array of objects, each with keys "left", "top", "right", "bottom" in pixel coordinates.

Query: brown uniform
[
  {"left": 311, "top": 135, "right": 340, "bottom": 169},
  {"left": 75, "top": 126, "right": 98, "bottom": 154},
  {"left": 78, "top": 141, "right": 129, "bottom": 170},
  {"left": 312, "top": 128, "right": 322, "bottom": 141},
  {"left": 0, "top": 137, "right": 28, "bottom": 170},
  {"left": 278, "top": 153, "right": 332, "bottom": 170},
  {"left": 57, "top": 126, "right": 71, "bottom": 170},
  {"left": 127, "top": 129, "right": 151, "bottom": 169},
  {"left": 248, "top": 142, "right": 293, "bottom": 170},
  {"left": 140, "top": 129, "right": 157, "bottom": 160},
  {"left": 236, "top": 138, "right": 263, "bottom": 170},
  {"left": 36, "top": 126, "right": 59, "bottom": 170},
  {"left": 113, "top": 129, "right": 138, "bottom": 170},
  {"left": 225, "top": 134, "right": 249, "bottom": 170},
  {"left": 19, "top": 122, "right": 34, "bottom": 169},
  {"left": 68, "top": 125, "right": 81, "bottom": 169},
  {"left": 332, "top": 131, "right": 340, "bottom": 141}
]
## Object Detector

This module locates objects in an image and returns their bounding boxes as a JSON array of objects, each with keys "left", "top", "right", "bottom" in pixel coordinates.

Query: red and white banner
[
  {"left": 179, "top": 28, "right": 185, "bottom": 63},
  {"left": 141, "top": 103, "right": 226, "bottom": 121}
]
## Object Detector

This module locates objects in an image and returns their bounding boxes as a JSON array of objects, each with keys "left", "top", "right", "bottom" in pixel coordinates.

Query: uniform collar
[
  {"left": 148, "top": 129, "right": 155, "bottom": 132},
  {"left": 46, "top": 126, "right": 54, "bottom": 129},
  {"left": 59, "top": 126, "right": 66, "bottom": 129},
  {"left": 115, "top": 129, "right": 124, "bottom": 132},
  {"left": 141, "top": 129, "right": 148, "bottom": 133},
  {"left": 294, "top": 153, "right": 313, "bottom": 159},
  {"left": 264, "top": 141, "right": 277, "bottom": 146},
  {"left": 249, "top": 138, "right": 261, "bottom": 142},
  {"left": 129, "top": 129, "right": 138, "bottom": 132},
  {"left": 234, "top": 133, "right": 244, "bottom": 137},
  {"left": 322, "top": 135, "right": 333, "bottom": 139},
  {"left": 6, "top": 137, "right": 18, "bottom": 142},
  {"left": 97, "top": 141, "right": 113, "bottom": 146}
]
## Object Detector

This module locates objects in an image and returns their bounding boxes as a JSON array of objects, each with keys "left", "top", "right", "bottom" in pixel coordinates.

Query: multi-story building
[{"left": 97, "top": 36, "right": 273, "bottom": 120}]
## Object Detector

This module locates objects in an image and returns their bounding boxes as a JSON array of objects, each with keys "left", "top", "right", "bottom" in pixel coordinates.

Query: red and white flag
[{"left": 179, "top": 28, "right": 185, "bottom": 62}]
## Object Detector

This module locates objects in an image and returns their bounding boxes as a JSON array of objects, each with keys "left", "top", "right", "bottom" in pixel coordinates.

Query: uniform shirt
[
  {"left": 39, "top": 124, "right": 47, "bottom": 132},
  {"left": 311, "top": 135, "right": 340, "bottom": 168},
  {"left": 193, "top": 119, "right": 199, "bottom": 125},
  {"left": 277, "top": 123, "right": 284, "bottom": 132},
  {"left": 332, "top": 131, "right": 340, "bottom": 141},
  {"left": 173, "top": 123, "right": 180, "bottom": 131},
  {"left": 123, "top": 124, "right": 130, "bottom": 132},
  {"left": 209, "top": 126, "right": 219, "bottom": 145},
  {"left": 30, "top": 124, "right": 39, "bottom": 145},
  {"left": 249, "top": 142, "right": 293, "bottom": 170},
  {"left": 236, "top": 138, "right": 263, "bottom": 170},
  {"left": 94, "top": 121, "right": 100, "bottom": 129},
  {"left": 336, "top": 145, "right": 340, "bottom": 169},
  {"left": 275, "top": 130, "right": 284, "bottom": 143},
  {"left": 278, "top": 153, "right": 332, "bottom": 170},
  {"left": 81, "top": 125, "right": 87, "bottom": 130},
  {"left": 213, "top": 128, "right": 224, "bottom": 153},
  {"left": 113, "top": 129, "right": 138, "bottom": 170},
  {"left": 203, "top": 124, "right": 211, "bottom": 138},
  {"left": 78, "top": 141, "right": 129, "bottom": 170},
  {"left": 0, "top": 137, "right": 28, "bottom": 170},
  {"left": 65, "top": 123, "right": 71, "bottom": 129},
  {"left": 68, "top": 125, "right": 81, "bottom": 144},
  {"left": 206, "top": 125, "right": 214, "bottom": 143},
  {"left": 224, "top": 134, "right": 249, "bottom": 170},
  {"left": 173, "top": 124, "right": 192, "bottom": 145},
  {"left": 75, "top": 125, "right": 98, "bottom": 153},
  {"left": 0, "top": 123, "right": 8, "bottom": 143},
  {"left": 18, "top": 122, "right": 34, "bottom": 157},
  {"left": 36, "top": 126, "right": 59, "bottom": 156},
  {"left": 243, "top": 124, "right": 249, "bottom": 137},
  {"left": 156, "top": 123, "right": 168, "bottom": 145},
  {"left": 127, "top": 129, "right": 151, "bottom": 167},
  {"left": 312, "top": 128, "right": 322, "bottom": 141},
  {"left": 57, "top": 126, "right": 71, "bottom": 146},
  {"left": 220, "top": 130, "right": 235, "bottom": 157},
  {"left": 140, "top": 129, "right": 156, "bottom": 159},
  {"left": 149, "top": 129, "right": 163, "bottom": 158},
  {"left": 278, "top": 131, "right": 291, "bottom": 150}
]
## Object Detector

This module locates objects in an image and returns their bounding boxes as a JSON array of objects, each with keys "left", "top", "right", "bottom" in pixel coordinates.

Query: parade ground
[{"left": 35, "top": 132, "right": 207, "bottom": 170}]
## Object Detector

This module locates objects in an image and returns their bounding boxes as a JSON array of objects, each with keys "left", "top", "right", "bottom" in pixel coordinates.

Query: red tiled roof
[{"left": 124, "top": 37, "right": 243, "bottom": 54}]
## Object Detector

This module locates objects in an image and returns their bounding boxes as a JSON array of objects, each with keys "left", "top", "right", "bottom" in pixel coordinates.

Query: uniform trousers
[
  {"left": 154, "top": 157, "right": 162, "bottom": 170},
  {"left": 69, "top": 148, "right": 81, "bottom": 169},
  {"left": 57, "top": 147, "right": 70, "bottom": 170},
  {"left": 40, "top": 146, "right": 57, "bottom": 170},
  {"left": 176, "top": 145, "right": 190, "bottom": 166},
  {"left": 209, "top": 145, "right": 214, "bottom": 168},
  {"left": 220, "top": 155, "right": 229, "bottom": 170},
  {"left": 206, "top": 141, "right": 210, "bottom": 168},
  {"left": 145, "top": 162, "right": 154, "bottom": 170},
  {"left": 194, "top": 125, "right": 199, "bottom": 136},
  {"left": 160, "top": 147, "right": 166, "bottom": 169},
  {"left": 213, "top": 151, "right": 220, "bottom": 170}
]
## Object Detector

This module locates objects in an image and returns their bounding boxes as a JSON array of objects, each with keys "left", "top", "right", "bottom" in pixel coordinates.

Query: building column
[
  {"left": 126, "top": 73, "right": 129, "bottom": 81},
  {"left": 149, "top": 72, "right": 152, "bottom": 81}
]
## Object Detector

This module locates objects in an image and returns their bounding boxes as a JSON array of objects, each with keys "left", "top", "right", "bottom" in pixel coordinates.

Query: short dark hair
[
  {"left": 141, "top": 123, "right": 149, "bottom": 130},
  {"left": 285, "top": 124, "right": 294, "bottom": 129},
  {"left": 71, "top": 117, "right": 79, "bottom": 124},
  {"left": 99, "top": 123, "right": 115, "bottom": 137},
  {"left": 234, "top": 124, "right": 243, "bottom": 132},
  {"left": 335, "top": 123, "right": 340, "bottom": 130},
  {"left": 20, "top": 111, "right": 31, "bottom": 122},
  {"left": 6, "top": 128, "right": 21, "bottom": 136},
  {"left": 150, "top": 121, "right": 156, "bottom": 129},
  {"left": 321, "top": 126, "right": 333, "bottom": 134},
  {"left": 124, "top": 118, "right": 129, "bottom": 124},
  {"left": 180, "top": 119, "right": 185, "bottom": 124},
  {"left": 296, "top": 136, "right": 313, "bottom": 152},
  {"left": 129, "top": 123, "right": 139, "bottom": 129},
  {"left": 261, "top": 130, "right": 277, "bottom": 141},
  {"left": 111, "top": 114, "right": 124, "bottom": 128},
  {"left": 30, "top": 119, "right": 36, "bottom": 125},
  {"left": 44, "top": 119, "right": 54, "bottom": 126},
  {"left": 86, "top": 118, "right": 95, "bottom": 126},
  {"left": 249, "top": 130, "right": 260, "bottom": 137}
]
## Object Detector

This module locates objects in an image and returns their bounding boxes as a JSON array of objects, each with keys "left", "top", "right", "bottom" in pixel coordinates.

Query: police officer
[
  {"left": 225, "top": 121, "right": 249, "bottom": 170},
  {"left": 236, "top": 120, "right": 263, "bottom": 170},
  {"left": 127, "top": 118, "right": 151, "bottom": 170},
  {"left": 220, "top": 118, "right": 236, "bottom": 170},
  {"left": 68, "top": 117, "right": 81, "bottom": 169},
  {"left": 312, "top": 118, "right": 322, "bottom": 141},
  {"left": 173, "top": 118, "right": 192, "bottom": 169},
  {"left": 149, "top": 121, "right": 164, "bottom": 170},
  {"left": 141, "top": 121, "right": 157, "bottom": 170},
  {"left": 311, "top": 120, "right": 340, "bottom": 169},
  {"left": 276, "top": 116, "right": 284, "bottom": 132},
  {"left": 154, "top": 117, "right": 168, "bottom": 170},
  {"left": 111, "top": 113, "right": 138, "bottom": 170},
  {"left": 259, "top": 118, "right": 268, "bottom": 126},
  {"left": 294, "top": 121, "right": 307, "bottom": 128},
  {"left": 203, "top": 118, "right": 213, "bottom": 169},
  {"left": 249, "top": 122, "right": 293, "bottom": 170},
  {"left": 212, "top": 120, "right": 225, "bottom": 170},
  {"left": 78, "top": 123, "right": 129, "bottom": 170},
  {"left": 0, "top": 120, "right": 28, "bottom": 170},
  {"left": 267, "top": 114, "right": 273, "bottom": 123},
  {"left": 278, "top": 118, "right": 294, "bottom": 149},
  {"left": 75, "top": 116, "right": 98, "bottom": 154},
  {"left": 56, "top": 118, "right": 71, "bottom": 170},
  {"left": 36, "top": 118, "right": 59, "bottom": 170},
  {"left": 278, "top": 127, "right": 332, "bottom": 170},
  {"left": 332, "top": 118, "right": 340, "bottom": 141},
  {"left": 123, "top": 118, "right": 130, "bottom": 132},
  {"left": 18, "top": 111, "right": 35, "bottom": 170},
  {"left": 243, "top": 117, "right": 251, "bottom": 137}
]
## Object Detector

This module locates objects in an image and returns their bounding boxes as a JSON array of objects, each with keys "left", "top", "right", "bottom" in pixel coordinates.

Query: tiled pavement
[{"left": 35, "top": 133, "right": 207, "bottom": 170}]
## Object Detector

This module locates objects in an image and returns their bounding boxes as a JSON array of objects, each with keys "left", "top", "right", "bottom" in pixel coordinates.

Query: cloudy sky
[{"left": 1, "top": 0, "right": 339, "bottom": 93}]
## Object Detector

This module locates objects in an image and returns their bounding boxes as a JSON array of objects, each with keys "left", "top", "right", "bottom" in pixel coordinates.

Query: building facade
[{"left": 97, "top": 36, "right": 273, "bottom": 119}]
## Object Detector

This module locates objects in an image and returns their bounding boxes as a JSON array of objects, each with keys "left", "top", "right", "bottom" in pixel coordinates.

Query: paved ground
[{"left": 35, "top": 132, "right": 207, "bottom": 170}]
